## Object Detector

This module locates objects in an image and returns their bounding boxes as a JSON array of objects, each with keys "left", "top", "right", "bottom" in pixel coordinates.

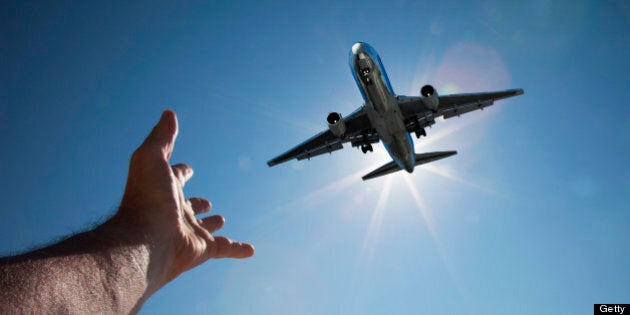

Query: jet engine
[
  {"left": 420, "top": 85, "right": 439, "bottom": 110},
  {"left": 327, "top": 112, "right": 346, "bottom": 138}
]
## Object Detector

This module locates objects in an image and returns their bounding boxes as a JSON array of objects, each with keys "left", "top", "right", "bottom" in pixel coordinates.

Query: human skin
[{"left": 0, "top": 110, "right": 254, "bottom": 314}]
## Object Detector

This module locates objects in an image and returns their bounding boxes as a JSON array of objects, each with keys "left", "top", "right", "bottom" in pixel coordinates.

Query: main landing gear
[
  {"left": 415, "top": 127, "right": 426, "bottom": 139},
  {"left": 361, "top": 144, "right": 373, "bottom": 154}
]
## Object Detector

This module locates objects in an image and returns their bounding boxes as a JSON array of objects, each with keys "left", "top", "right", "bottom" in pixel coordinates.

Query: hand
[{"left": 111, "top": 110, "right": 254, "bottom": 286}]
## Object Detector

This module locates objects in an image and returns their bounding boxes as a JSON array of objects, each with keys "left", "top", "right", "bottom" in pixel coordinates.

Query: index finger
[{"left": 171, "top": 164, "right": 193, "bottom": 186}]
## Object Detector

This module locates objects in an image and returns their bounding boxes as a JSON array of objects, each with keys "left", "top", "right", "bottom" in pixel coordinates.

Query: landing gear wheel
[
  {"left": 415, "top": 128, "right": 426, "bottom": 138},
  {"left": 361, "top": 144, "right": 373, "bottom": 154}
]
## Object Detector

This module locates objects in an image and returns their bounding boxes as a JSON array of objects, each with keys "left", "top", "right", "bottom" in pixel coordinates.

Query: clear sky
[{"left": 1, "top": 1, "right": 629, "bottom": 314}]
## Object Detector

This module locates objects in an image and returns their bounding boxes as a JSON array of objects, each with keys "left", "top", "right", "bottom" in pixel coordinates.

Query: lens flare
[
  {"left": 423, "top": 163, "right": 496, "bottom": 195},
  {"left": 402, "top": 175, "right": 469, "bottom": 301},
  {"left": 358, "top": 175, "right": 393, "bottom": 262}
]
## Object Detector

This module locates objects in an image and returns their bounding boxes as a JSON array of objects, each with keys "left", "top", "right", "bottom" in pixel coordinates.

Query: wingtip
[{"left": 515, "top": 88, "right": 524, "bottom": 95}]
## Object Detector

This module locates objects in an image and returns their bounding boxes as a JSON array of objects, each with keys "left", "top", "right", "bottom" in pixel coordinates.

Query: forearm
[
  {"left": 0, "top": 109, "right": 255, "bottom": 313},
  {"left": 0, "top": 222, "right": 158, "bottom": 314}
]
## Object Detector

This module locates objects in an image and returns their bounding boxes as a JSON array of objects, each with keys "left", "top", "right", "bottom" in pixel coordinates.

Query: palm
[{"left": 117, "top": 110, "right": 254, "bottom": 283}]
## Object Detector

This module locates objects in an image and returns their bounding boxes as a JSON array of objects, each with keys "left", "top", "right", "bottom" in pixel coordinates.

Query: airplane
[{"left": 267, "top": 42, "right": 524, "bottom": 180}]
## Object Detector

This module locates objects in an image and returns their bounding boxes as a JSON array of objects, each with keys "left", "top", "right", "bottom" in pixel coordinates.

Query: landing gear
[
  {"left": 361, "top": 144, "right": 373, "bottom": 154},
  {"left": 415, "top": 127, "right": 426, "bottom": 139},
  {"left": 361, "top": 68, "right": 373, "bottom": 85}
]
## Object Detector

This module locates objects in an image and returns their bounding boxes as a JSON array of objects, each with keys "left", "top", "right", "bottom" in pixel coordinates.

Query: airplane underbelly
[
  {"left": 365, "top": 98, "right": 414, "bottom": 171},
  {"left": 385, "top": 132, "right": 413, "bottom": 170}
]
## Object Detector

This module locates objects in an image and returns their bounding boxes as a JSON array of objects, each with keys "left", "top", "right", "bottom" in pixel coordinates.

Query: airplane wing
[
  {"left": 267, "top": 107, "right": 376, "bottom": 166},
  {"left": 398, "top": 89, "right": 524, "bottom": 131}
]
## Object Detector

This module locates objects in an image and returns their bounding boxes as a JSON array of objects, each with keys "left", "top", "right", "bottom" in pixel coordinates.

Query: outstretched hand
[
  {"left": 0, "top": 109, "right": 253, "bottom": 314},
  {"left": 112, "top": 110, "right": 254, "bottom": 285}
]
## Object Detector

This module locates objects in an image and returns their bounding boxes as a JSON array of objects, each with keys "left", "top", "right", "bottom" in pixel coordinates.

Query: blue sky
[{"left": 1, "top": 1, "right": 629, "bottom": 314}]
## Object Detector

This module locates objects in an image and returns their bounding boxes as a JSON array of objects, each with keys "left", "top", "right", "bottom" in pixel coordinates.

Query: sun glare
[
  {"left": 358, "top": 176, "right": 393, "bottom": 262},
  {"left": 402, "top": 175, "right": 469, "bottom": 301},
  {"left": 256, "top": 40, "right": 511, "bottom": 305},
  {"left": 423, "top": 164, "right": 496, "bottom": 194}
]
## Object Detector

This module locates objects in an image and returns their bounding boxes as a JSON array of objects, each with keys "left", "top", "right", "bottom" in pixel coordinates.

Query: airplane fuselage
[
  {"left": 267, "top": 42, "right": 523, "bottom": 180},
  {"left": 350, "top": 42, "right": 415, "bottom": 172}
]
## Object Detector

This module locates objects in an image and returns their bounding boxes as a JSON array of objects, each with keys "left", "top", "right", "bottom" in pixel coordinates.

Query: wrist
[{"left": 98, "top": 214, "right": 174, "bottom": 291}]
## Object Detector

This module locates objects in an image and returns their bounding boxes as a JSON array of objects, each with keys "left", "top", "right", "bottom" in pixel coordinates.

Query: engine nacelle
[
  {"left": 327, "top": 112, "right": 346, "bottom": 138},
  {"left": 420, "top": 85, "right": 439, "bottom": 110}
]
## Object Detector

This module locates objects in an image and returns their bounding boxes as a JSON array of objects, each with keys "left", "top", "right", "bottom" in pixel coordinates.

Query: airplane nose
[
  {"left": 351, "top": 42, "right": 366, "bottom": 55},
  {"left": 352, "top": 42, "right": 373, "bottom": 56}
]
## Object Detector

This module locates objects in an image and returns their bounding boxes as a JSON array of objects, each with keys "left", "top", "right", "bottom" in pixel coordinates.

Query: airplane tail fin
[{"left": 361, "top": 151, "right": 457, "bottom": 181}]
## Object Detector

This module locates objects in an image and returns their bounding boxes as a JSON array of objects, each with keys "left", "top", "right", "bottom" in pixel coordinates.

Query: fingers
[
  {"left": 171, "top": 164, "right": 193, "bottom": 186},
  {"left": 189, "top": 197, "right": 211, "bottom": 215},
  {"left": 139, "top": 110, "right": 179, "bottom": 160},
  {"left": 198, "top": 215, "right": 224, "bottom": 233},
  {"left": 212, "top": 236, "right": 255, "bottom": 259}
]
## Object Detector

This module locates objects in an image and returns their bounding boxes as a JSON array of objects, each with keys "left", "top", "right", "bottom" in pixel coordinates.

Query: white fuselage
[{"left": 350, "top": 42, "right": 415, "bottom": 172}]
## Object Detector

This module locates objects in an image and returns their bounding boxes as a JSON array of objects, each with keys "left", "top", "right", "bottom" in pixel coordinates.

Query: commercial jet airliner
[{"left": 268, "top": 42, "right": 524, "bottom": 180}]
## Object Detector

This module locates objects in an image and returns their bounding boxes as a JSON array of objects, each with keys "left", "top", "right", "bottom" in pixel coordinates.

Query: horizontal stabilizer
[{"left": 362, "top": 150, "right": 457, "bottom": 180}]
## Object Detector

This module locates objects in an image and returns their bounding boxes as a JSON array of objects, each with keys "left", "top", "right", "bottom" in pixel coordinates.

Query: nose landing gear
[{"left": 361, "top": 68, "right": 373, "bottom": 85}]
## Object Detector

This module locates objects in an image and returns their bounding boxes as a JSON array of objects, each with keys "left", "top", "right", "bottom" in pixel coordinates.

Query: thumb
[{"left": 140, "top": 110, "right": 179, "bottom": 160}]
